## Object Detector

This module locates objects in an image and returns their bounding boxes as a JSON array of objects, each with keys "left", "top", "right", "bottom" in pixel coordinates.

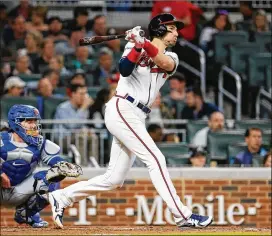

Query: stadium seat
[
  {"left": 18, "top": 74, "right": 41, "bottom": 82},
  {"left": 1, "top": 97, "right": 38, "bottom": 120},
  {"left": 160, "top": 80, "right": 170, "bottom": 96},
  {"left": 235, "top": 119, "right": 271, "bottom": 131},
  {"left": 254, "top": 32, "right": 272, "bottom": 52},
  {"left": 248, "top": 53, "right": 272, "bottom": 87},
  {"left": 207, "top": 131, "right": 244, "bottom": 161},
  {"left": 186, "top": 120, "right": 208, "bottom": 143},
  {"left": 43, "top": 97, "right": 67, "bottom": 120},
  {"left": 54, "top": 87, "right": 67, "bottom": 96},
  {"left": 227, "top": 143, "right": 247, "bottom": 164},
  {"left": 88, "top": 87, "right": 102, "bottom": 98},
  {"left": 214, "top": 31, "right": 248, "bottom": 64},
  {"left": 266, "top": 65, "right": 271, "bottom": 91},
  {"left": 229, "top": 43, "right": 261, "bottom": 75},
  {"left": 236, "top": 22, "right": 252, "bottom": 32},
  {"left": 263, "top": 131, "right": 272, "bottom": 146},
  {"left": 157, "top": 142, "right": 190, "bottom": 166}
]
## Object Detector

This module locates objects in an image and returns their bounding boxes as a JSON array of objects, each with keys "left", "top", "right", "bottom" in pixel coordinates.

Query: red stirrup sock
[
  {"left": 143, "top": 41, "right": 159, "bottom": 58},
  {"left": 127, "top": 47, "right": 142, "bottom": 63}
]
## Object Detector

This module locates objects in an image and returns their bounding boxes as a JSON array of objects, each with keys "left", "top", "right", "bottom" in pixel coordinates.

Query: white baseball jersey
[{"left": 116, "top": 42, "right": 179, "bottom": 107}]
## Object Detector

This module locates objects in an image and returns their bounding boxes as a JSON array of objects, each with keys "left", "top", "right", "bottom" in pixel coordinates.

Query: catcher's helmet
[{"left": 148, "top": 13, "right": 184, "bottom": 39}]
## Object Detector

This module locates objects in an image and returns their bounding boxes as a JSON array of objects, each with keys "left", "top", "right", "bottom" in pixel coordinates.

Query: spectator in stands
[
  {"left": 164, "top": 72, "right": 187, "bottom": 118},
  {"left": 45, "top": 16, "right": 69, "bottom": 42},
  {"left": 49, "top": 55, "right": 72, "bottom": 77},
  {"left": 147, "top": 124, "right": 163, "bottom": 143},
  {"left": 66, "top": 70, "right": 87, "bottom": 97},
  {"left": 33, "top": 38, "right": 55, "bottom": 73},
  {"left": 163, "top": 133, "right": 180, "bottom": 143},
  {"left": 0, "top": 3, "right": 8, "bottom": 31},
  {"left": 263, "top": 152, "right": 272, "bottom": 167},
  {"left": 3, "top": 15, "right": 27, "bottom": 49},
  {"left": 107, "top": 72, "right": 120, "bottom": 99},
  {"left": 8, "top": 0, "right": 33, "bottom": 21},
  {"left": 53, "top": 84, "right": 95, "bottom": 165},
  {"left": 233, "top": 128, "right": 267, "bottom": 167},
  {"left": 68, "top": 7, "right": 93, "bottom": 34},
  {"left": 191, "top": 111, "right": 225, "bottom": 148},
  {"left": 199, "top": 10, "right": 232, "bottom": 54},
  {"left": 88, "top": 88, "right": 110, "bottom": 129},
  {"left": 18, "top": 30, "right": 43, "bottom": 66},
  {"left": 37, "top": 77, "right": 53, "bottom": 98},
  {"left": 239, "top": 1, "right": 254, "bottom": 22},
  {"left": 249, "top": 10, "right": 270, "bottom": 41},
  {"left": 92, "top": 47, "right": 118, "bottom": 86},
  {"left": 236, "top": 1, "right": 254, "bottom": 31},
  {"left": 181, "top": 87, "right": 219, "bottom": 120},
  {"left": 87, "top": 14, "right": 120, "bottom": 52},
  {"left": 25, "top": 6, "right": 48, "bottom": 34},
  {"left": 71, "top": 46, "right": 93, "bottom": 72},
  {"left": 151, "top": 1, "right": 203, "bottom": 42},
  {"left": 42, "top": 69, "right": 60, "bottom": 91},
  {"left": 149, "top": 92, "right": 174, "bottom": 127},
  {"left": 3, "top": 76, "right": 26, "bottom": 97},
  {"left": 12, "top": 54, "right": 32, "bottom": 75},
  {"left": 189, "top": 146, "right": 207, "bottom": 167}
]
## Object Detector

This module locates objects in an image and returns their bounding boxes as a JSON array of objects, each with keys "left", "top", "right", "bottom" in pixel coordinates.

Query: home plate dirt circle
[{"left": 0, "top": 226, "right": 271, "bottom": 235}]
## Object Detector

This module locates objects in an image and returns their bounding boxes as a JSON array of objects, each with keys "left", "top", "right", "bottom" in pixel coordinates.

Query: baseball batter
[{"left": 48, "top": 13, "right": 213, "bottom": 229}]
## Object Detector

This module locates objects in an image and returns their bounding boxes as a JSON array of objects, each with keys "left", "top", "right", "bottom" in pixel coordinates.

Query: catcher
[{"left": 0, "top": 104, "right": 82, "bottom": 228}]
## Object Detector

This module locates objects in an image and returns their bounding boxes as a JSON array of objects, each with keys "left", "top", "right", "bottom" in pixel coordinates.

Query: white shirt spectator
[{"left": 191, "top": 127, "right": 210, "bottom": 147}]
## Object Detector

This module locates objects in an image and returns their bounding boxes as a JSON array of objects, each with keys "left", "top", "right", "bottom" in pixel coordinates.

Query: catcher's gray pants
[
  {"left": 1, "top": 171, "right": 58, "bottom": 207},
  {"left": 1, "top": 174, "right": 36, "bottom": 207}
]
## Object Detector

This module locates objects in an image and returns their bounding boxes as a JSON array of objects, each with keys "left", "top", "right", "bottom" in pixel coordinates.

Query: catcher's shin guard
[{"left": 14, "top": 193, "right": 49, "bottom": 227}]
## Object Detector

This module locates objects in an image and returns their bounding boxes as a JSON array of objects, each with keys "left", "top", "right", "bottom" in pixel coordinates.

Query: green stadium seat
[
  {"left": 207, "top": 131, "right": 245, "bottom": 160},
  {"left": 157, "top": 142, "right": 190, "bottom": 166},
  {"left": 86, "top": 74, "right": 94, "bottom": 86},
  {"left": 43, "top": 97, "right": 67, "bottom": 120},
  {"left": 254, "top": 32, "right": 271, "bottom": 52},
  {"left": 263, "top": 131, "right": 272, "bottom": 146},
  {"left": 227, "top": 143, "right": 247, "bottom": 164},
  {"left": 53, "top": 87, "right": 67, "bottom": 96},
  {"left": 266, "top": 65, "right": 271, "bottom": 91},
  {"left": 214, "top": 31, "right": 248, "bottom": 64},
  {"left": 88, "top": 87, "right": 102, "bottom": 98},
  {"left": 186, "top": 120, "right": 208, "bottom": 143},
  {"left": 236, "top": 22, "right": 252, "bottom": 31},
  {"left": 235, "top": 119, "right": 271, "bottom": 131},
  {"left": 248, "top": 53, "right": 272, "bottom": 87},
  {"left": 229, "top": 43, "right": 261, "bottom": 75},
  {"left": 160, "top": 80, "right": 170, "bottom": 96},
  {"left": 18, "top": 74, "right": 41, "bottom": 82},
  {"left": 1, "top": 96, "right": 38, "bottom": 120}
]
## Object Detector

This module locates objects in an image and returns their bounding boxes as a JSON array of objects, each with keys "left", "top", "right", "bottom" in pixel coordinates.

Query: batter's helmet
[{"left": 148, "top": 13, "right": 184, "bottom": 39}]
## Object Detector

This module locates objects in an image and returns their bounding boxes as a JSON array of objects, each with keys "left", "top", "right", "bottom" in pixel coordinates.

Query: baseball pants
[{"left": 57, "top": 96, "right": 192, "bottom": 224}]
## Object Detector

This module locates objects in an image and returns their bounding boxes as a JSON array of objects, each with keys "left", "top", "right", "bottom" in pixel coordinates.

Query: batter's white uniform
[{"left": 52, "top": 42, "right": 192, "bottom": 225}]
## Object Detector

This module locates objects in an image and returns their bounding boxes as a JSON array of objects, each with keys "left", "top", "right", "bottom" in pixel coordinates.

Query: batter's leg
[{"left": 50, "top": 136, "right": 136, "bottom": 205}]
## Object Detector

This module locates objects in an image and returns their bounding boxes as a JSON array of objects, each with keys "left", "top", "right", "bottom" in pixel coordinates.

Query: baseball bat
[{"left": 79, "top": 30, "right": 145, "bottom": 46}]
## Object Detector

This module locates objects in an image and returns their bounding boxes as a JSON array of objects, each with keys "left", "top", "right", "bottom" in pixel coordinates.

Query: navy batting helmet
[{"left": 148, "top": 13, "right": 184, "bottom": 39}]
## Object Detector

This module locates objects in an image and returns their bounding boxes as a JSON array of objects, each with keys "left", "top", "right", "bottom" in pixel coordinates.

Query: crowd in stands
[{"left": 0, "top": 0, "right": 271, "bottom": 167}]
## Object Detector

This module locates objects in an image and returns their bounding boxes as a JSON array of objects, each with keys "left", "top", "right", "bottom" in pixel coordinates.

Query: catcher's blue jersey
[{"left": 0, "top": 131, "right": 64, "bottom": 186}]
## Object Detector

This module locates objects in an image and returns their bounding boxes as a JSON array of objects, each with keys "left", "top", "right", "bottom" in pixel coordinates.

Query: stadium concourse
[{"left": 0, "top": 0, "right": 271, "bottom": 235}]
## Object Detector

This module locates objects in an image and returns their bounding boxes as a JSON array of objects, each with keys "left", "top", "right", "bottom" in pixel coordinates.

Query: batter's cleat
[
  {"left": 180, "top": 214, "right": 213, "bottom": 228},
  {"left": 14, "top": 212, "right": 49, "bottom": 228},
  {"left": 48, "top": 192, "right": 65, "bottom": 229}
]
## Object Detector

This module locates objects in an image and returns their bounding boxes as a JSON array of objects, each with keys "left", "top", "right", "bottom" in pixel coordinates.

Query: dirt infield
[{"left": 0, "top": 226, "right": 271, "bottom": 235}]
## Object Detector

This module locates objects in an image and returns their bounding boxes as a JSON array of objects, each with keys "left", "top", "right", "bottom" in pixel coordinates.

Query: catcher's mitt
[{"left": 46, "top": 161, "right": 83, "bottom": 183}]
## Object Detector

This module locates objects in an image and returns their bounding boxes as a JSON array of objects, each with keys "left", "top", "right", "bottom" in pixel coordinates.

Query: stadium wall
[{"left": 1, "top": 168, "right": 271, "bottom": 228}]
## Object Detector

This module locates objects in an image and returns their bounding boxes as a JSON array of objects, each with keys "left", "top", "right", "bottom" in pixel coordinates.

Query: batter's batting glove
[{"left": 125, "top": 26, "right": 145, "bottom": 48}]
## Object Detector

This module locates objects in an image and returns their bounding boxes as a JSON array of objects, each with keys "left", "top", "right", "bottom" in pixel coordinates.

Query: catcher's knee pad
[{"left": 33, "top": 171, "right": 60, "bottom": 194}]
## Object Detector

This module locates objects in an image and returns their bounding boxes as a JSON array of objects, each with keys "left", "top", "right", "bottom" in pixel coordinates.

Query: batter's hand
[
  {"left": 125, "top": 26, "right": 145, "bottom": 48},
  {"left": 1, "top": 173, "right": 11, "bottom": 188}
]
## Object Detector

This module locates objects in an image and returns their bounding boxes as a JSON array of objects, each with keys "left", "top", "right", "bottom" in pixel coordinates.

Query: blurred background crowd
[{"left": 0, "top": 0, "right": 271, "bottom": 168}]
